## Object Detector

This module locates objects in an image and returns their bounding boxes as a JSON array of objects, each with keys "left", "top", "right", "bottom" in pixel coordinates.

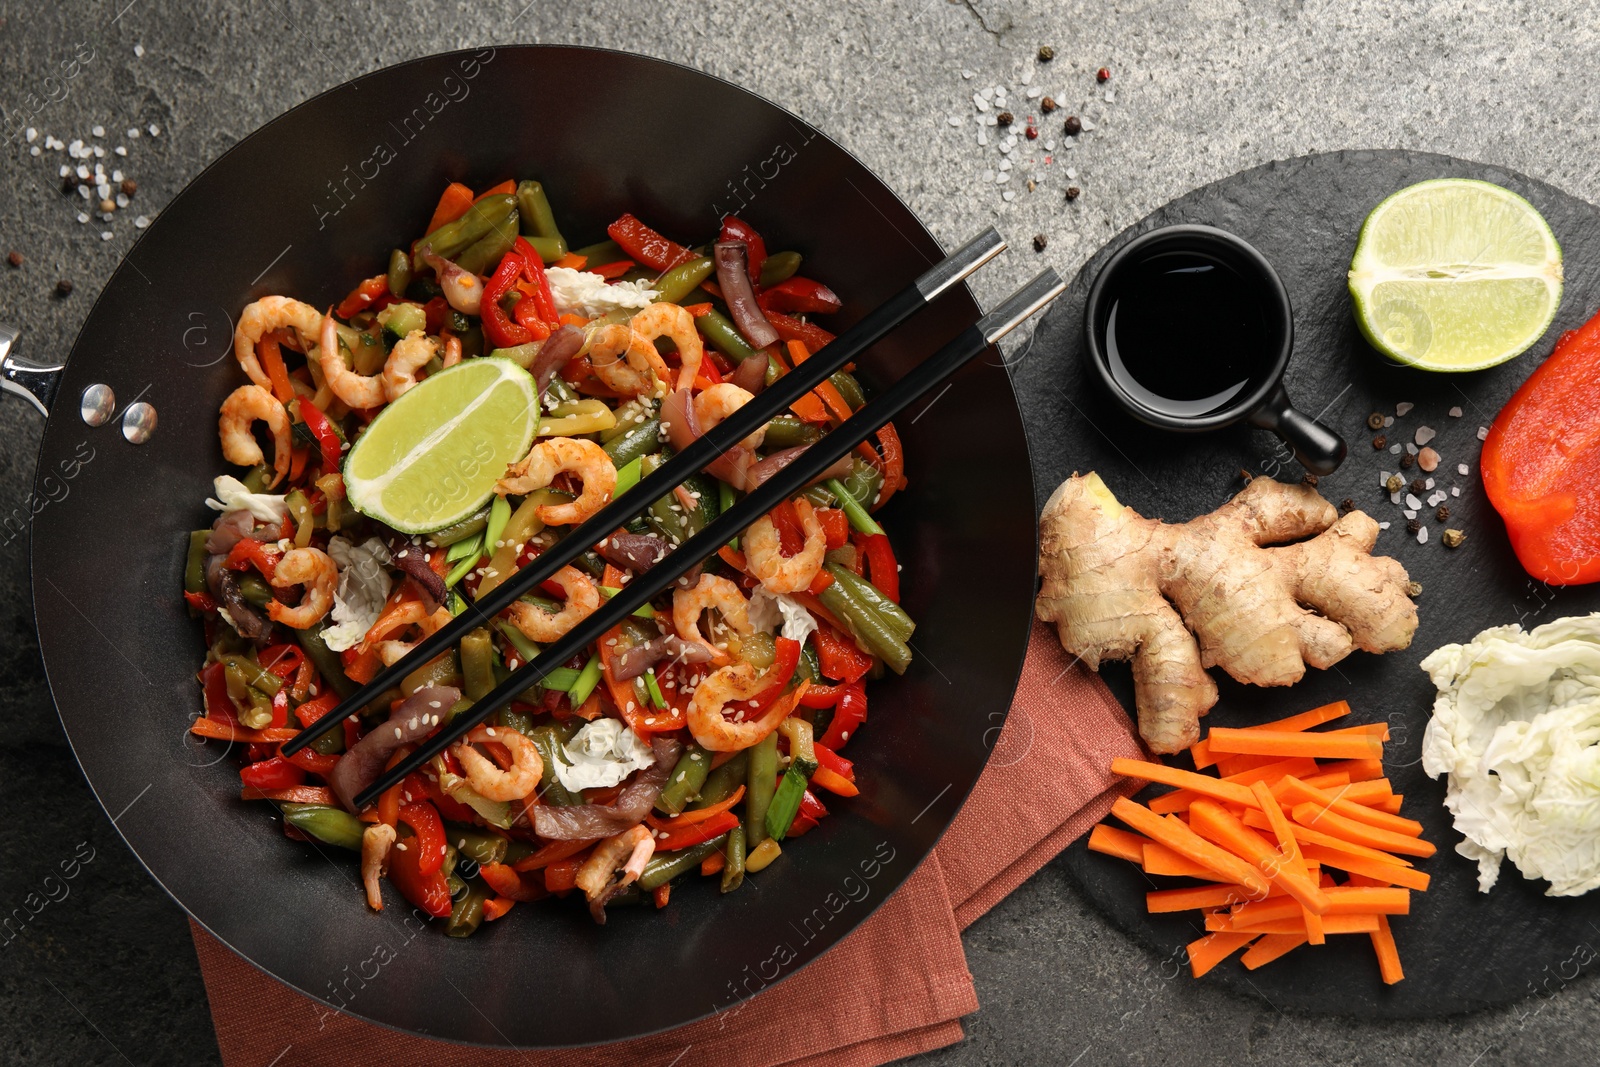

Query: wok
[{"left": 8, "top": 46, "right": 1036, "bottom": 1046}]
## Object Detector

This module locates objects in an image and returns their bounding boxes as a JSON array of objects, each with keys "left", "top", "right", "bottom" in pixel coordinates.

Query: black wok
[{"left": 10, "top": 46, "right": 1036, "bottom": 1047}]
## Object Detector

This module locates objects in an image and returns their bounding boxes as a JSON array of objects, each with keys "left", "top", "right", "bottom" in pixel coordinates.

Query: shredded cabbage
[
  {"left": 204, "top": 475, "right": 289, "bottom": 524},
  {"left": 320, "top": 536, "right": 393, "bottom": 652},
  {"left": 747, "top": 588, "right": 819, "bottom": 647},
  {"left": 555, "top": 718, "right": 656, "bottom": 791},
  {"left": 544, "top": 267, "right": 658, "bottom": 318},
  {"left": 1421, "top": 613, "right": 1600, "bottom": 896}
]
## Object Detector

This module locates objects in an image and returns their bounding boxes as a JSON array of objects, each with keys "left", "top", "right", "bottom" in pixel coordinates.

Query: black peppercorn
[
  {"left": 1340, "top": 498, "right": 1355, "bottom": 512},
  {"left": 55, "top": 279, "right": 73, "bottom": 296},
  {"left": 1041, "top": 96, "right": 1058, "bottom": 113},
  {"left": 1399, "top": 453, "right": 1415, "bottom": 469},
  {"left": 1038, "top": 45, "right": 1055, "bottom": 61},
  {"left": 1407, "top": 518, "right": 1421, "bottom": 534},
  {"left": 1032, "top": 234, "right": 1048, "bottom": 252},
  {"left": 1065, "top": 186, "right": 1081, "bottom": 201},
  {"left": 1372, "top": 434, "right": 1387, "bottom": 450},
  {"left": 5, "top": 251, "right": 21, "bottom": 268},
  {"left": 1301, "top": 473, "right": 1319, "bottom": 488},
  {"left": 996, "top": 111, "right": 1014, "bottom": 126},
  {"left": 1436, "top": 505, "right": 1450, "bottom": 522},
  {"left": 1063, "top": 115, "right": 1082, "bottom": 136},
  {"left": 1411, "top": 478, "right": 1426, "bottom": 494},
  {"left": 61, "top": 173, "right": 79, "bottom": 194},
  {"left": 120, "top": 178, "right": 137, "bottom": 197}
]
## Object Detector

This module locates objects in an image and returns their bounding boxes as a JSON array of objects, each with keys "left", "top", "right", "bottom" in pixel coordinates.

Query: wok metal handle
[{"left": 0, "top": 326, "right": 62, "bottom": 417}]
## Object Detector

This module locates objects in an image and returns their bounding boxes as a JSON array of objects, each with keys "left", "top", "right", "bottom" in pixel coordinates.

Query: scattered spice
[
  {"left": 54, "top": 279, "right": 73, "bottom": 296},
  {"left": 1385, "top": 474, "right": 1404, "bottom": 494},
  {"left": 1399, "top": 453, "right": 1415, "bottom": 469},
  {"left": 1038, "top": 45, "right": 1055, "bottom": 61},
  {"left": 1064, "top": 115, "right": 1083, "bottom": 136},
  {"left": 1032, "top": 234, "right": 1048, "bottom": 252},
  {"left": 1041, "top": 96, "right": 1058, "bottom": 113},
  {"left": 1097, "top": 67, "right": 1112, "bottom": 82},
  {"left": 1441, "top": 529, "right": 1467, "bottom": 549},
  {"left": 98, "top": 198, "right": 116, "bottom": 213},
  {"left": 1372, "top": 434, "right": 1387, "bottom": 450},
  {"left": 1407, "top": 580, "right": 1423, "bottom": 597},
  {"left": 1301, "top": 473, "right": 1319, "bottom": 488},
  {"left": 1366, "top": 412, "right": 1386, "bottom": 430},
  {"left": 1065, "top": 186, "right": 1081, "bottom": 201},
  {"left": 5, "top": 251, "right": 21, "bottom": 268},
  {"left": 120, "top": 178, "right": 137, "bottom": 197},
  {"left": 1417, "top": 446, "right": 1440, "bottom": 472},
  {"left": 1436, "top": 505, "right": 1451, "bottom": 522},
  {"left": 1025, "top": 125, "right": 1039, "bottom": 140},
  {"left": 996, "top": 111, "right": 1015, "bottom": 126},
  {"left": 1340, "top": 498, "right": 1355, "bottom": 512},
  {"left": 1407, "top": 518, "right": 1422, "bottom": 534},
  {"left": 1410, "top": 478, "right": 1427, "bottom": 494},
  {"left": 60, "top": 173, "right": 80, "bottom": 194}
]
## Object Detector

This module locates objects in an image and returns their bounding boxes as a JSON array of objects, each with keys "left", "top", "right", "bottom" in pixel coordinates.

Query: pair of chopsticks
[{"left": 283, "top": 228, "right": 1062, "bottom": 808}]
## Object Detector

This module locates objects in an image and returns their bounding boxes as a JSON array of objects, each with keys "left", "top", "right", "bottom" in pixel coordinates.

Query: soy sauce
[{"left": 1103, "top": 249, "right": 1272, "bottom": 418}]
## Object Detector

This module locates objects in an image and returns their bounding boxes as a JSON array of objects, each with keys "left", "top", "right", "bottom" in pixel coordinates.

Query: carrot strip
[
  {"left": 1295, "top": 770, "right": 1352, "bottom": 792},
  {"left": 551, "top": 253, "right": 586, "bottom": 270},
  {"left": 1320, "top": 758, "right": 1386, "bottom": 782},
  {"left": 591, "top": 259, "right": 636, "bottom": 279},
  {"left": 790, "top": 391, "right": 830, "bottom": 423},
  {"left": 1111, "top": 798, "right": 1271, "bottom": 895},
  {"left": 1147, "top": 882, "right": 1283, "bottom": 913},
  {"left": 259, "top": 331, "right": 296, "bottom": 404},
  {"left": 647, "top": 786, "right": 746, "bottom": 831},
  {"left": 1342, "top": 779, "right": 1394, "bottom": 803},
  {"left": 700, "top": 851, "right": 726, "bottom": 876},
  {"left": 1231, "top": 914, "right": 1380, "bottom": 936},
  {"left": 481, "top": 897, "right": 517, "bottom": 922},
  {"left": 1111, "top": 758, "right": 1259, "bottom": 807},
  {"left": 511, "top": 838, "right": 593, "bottom": 872},
  {"left": 1187, "top": 800, "right": 1330, "bottom": 914},
  {"left": 240, "top": 785, "right": 336, "bottom": 805},
  {"left": 815, "top": 380, "right": 855, "bottom": 423},
  {"left": 1214, "top": 753, "right": 1281, "bottom": 776},
  {"left": 1205, "top": 727, "right": 1384, "bottom": 761},
  {"left": 1289, "top": 802, "right": 1436, "bottom": 858},
  {"left": 1230, "top": 886, "right": 1409, "bottom": 927},
  {"left": 1143, "top": 843, "right": 1235, "bottom": 880},
  {"left": 1376, "top": 796, "right": 1405, "bottom": 815},
  {"left": 1149, "top": 757, "right": 1321, "bottom": 814},
  {"left": 1241, "top": 932, "right": 1307, "bottom": 969},
  {"left": 1277, "top": 775, "right": 1425, "bottom": 837},
  {"left": 1190, "top": 701, "right": 1351, "bottom": 768},
  {"left": 425, "top": 182, "right": 475, "bottom": 233},
  {"left": 1087, "top": 824, "right": 1151, "bottom": 865},
  {"left": 474, "top": 179, "right": 516, "bottom": 200},
  {"left": 189, "top": 719, "right": 298, "bottom": 744},
  {"left": 1250, "top": 781, "right": 1324, "bottom": 945},
  {"left": 1245, "top": 811, "right": 1412, "bottom": 867},
  {"left": 1187, "top": 931, "right": 1256, "bottom": 978},
  {"left": 1370, "top": 915, "right": 1405, "bottom": 984}
]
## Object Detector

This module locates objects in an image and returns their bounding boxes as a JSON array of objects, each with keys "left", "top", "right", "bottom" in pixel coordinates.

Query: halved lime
[
  {"left": 1348, "top": 179, "right": 1562, "bottom": 372},
  {"left": 343, "top": 358, "right": 538, "bottom": 533}
]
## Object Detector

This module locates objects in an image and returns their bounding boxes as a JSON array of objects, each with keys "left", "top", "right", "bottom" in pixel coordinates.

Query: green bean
[
  {"left": 446, "top": 877, "right": 490, "bottom": 937},
  {"left": 545, "top": 374, "right": 579, "bottom": 406},
  {"left": 721, "top": 823, "right": 747, "bottom": 894},
  {"left": 695, "top": 308, "right": 761, "bottom": 363},
  {"left": 826, "top": 477, "right": 884, "bottom": 537},
  {"left": 386, "top": 248, "right": 413, "bottom": 298},
  {"left": 572, "top": 238, "right": 624, "bottom": 264},
  {"left": 654, "top": 743, "right": 713, "bottom": 816},
  {"left": 428, "top": 509, "right": 489, "bottom": 547},
  {"left": 412, "top": 194, "right": 517, "bottom": 270},
  {"left": 763, "top": 416, "right": 822, "bottom": 450},
  {"left": 602, "top": 419, "right": 662, "bottom": 467},
  {"left": 652, "top": 257, "right": 715, "bottom": 305},
  {"left": 829, "top": 371, "right": 866, "bottom": 411},
  {"left": 484, "top": 495, "right": 512, "bottom": 554},
  {"left": 496, "top": 704, "right": 532, "bottom": 734},
  {"left": 766, "top": 764, "right": 811, "bottom": 841},
  {"left": 759, "top": 250, "right": 802, "bottom": 288},
  {"left": 694, "top": 751, "right": 749, "bottom": 809},
  {"left": 745, "top": 733, "right": 779, "bottom": 846},
  {"left": 455, "top": 213, "right": 520, "bottom": 275},
  {"left": 184, "top": 531, "right": 209, "bottom": 595},
  {"left": 521, "top": 235, "right": 566, "bottom": 263},
  {"left": 402, "top": 650, "right": 462, "bottom": 696},
  {"left": 529, "top": 721, "right": 582, "bottom": 806},
  {"left": 237, "top": 574, "right": 273, "bottom": 609},
  {"left": 797, "top": 642, "right": 821, "bottom": 685},
  {"left": 567, "top": 653, "right": 602, "bottom": 707},
  {"left": 613, "top": 455, "right": 644, "bottom": 497},
  {"left": 221, "top": 653, "right": 282, "bottom": 695},
  {"left": 638, "top": 835, "right": 728, "bottom": 890},
  {"left": 241, "top": 465, "right": 273, "bottom": 494},
  {"left": 515, "top": 180, "right": 567, "bottom": 253},
  {"left": 460, "top": 628, "right": 497, "bottom": 701},
  {"left": 827, "top": 563, "right": 914, "bottom": 636},
  {"left": 602, "top": 398, "right": 656, "bottom": 443},
  {"left": 445, "top": 825, "right": 509, "bottom": 867},
  {"left": 842, "top": 459, "right": 884, "bottom": 513},
  {"left": 279, "top": 804, "right": 364, "bottom": 851},
  {"left": 818, "top": 579, "right": 913, "bottom": 675},
  {"left": 476, "top": 491, "right": 555, "bottom": 597},
  {"left": 494, "top": 618, "right": 541, "bottom": 665},
  {"left": 311, "top": 728, "right": 345, "bottom": 755},
  {"left": 285, "top": 490, "right": 315, "bottom": 546},
  {"left": 503, "top": 839, "right": 535, "bottom": 866}
]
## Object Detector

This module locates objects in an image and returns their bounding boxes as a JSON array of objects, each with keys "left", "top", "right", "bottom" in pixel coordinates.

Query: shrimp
[
  {"left": 361, "top": 823, "right": 396, "bottom": 911},
  {"left": 587, "top": 323, "right": 670, "bottom": 398},
  {"left": 218, "top": 384, "right": 292, "bottom": 488},
  {"left": 694, "top": 383, "right": 765, "bottom": 451},
  {"left": 235, "top": 296, "right": 323, "bottom": 392},
  {"left": 449, "top": 724, "right": 544, "bottom": 802},
  {"left": 317, "top": 306, "right": 385, "bottom": 409},
  {"left": 375, "top": 606, "right": 453, "bottom": 667},
  {"left": 495, "top": 438, "right": 617, "bottom": 525},
  {"left": 442, "top": 333, "right": 462, "bottom": 368},
  {"left": 381, "top": 329, "right": 438, "bottom": 402},
  {"left": 629, "top": 302, "right": 703, "bottom": 390},
  {"left": 672, "top": 574, "right": 754, "bottom": 666},
  {"left": 576, "top": 825, "right": 655, "bottom": 923},
  {"left": 505, "top": 565, "right": 599, "bottom": 642},
  {"left": 688, "top": 660, "right": 795, "bottom": 751},
  {"left": 267, "top": 546, "right": 337, "bottom": 629},
  {"left": 742, "top": 497, "right": 827, "bottom": 594}
]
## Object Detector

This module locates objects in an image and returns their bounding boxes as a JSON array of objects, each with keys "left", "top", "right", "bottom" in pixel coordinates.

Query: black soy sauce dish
[{"left": 1082, "top": 224, "right": 1348, "bottom": 475}]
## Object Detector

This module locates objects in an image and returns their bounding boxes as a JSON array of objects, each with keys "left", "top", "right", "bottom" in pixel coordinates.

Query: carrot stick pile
[{"left": 1088, "top": 700, "right": 1429, "bottom": 984}]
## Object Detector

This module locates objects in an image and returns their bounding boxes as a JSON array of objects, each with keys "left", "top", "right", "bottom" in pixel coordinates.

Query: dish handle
[{"left": 0, "top": 326, "right": 62, "bottom": 417}]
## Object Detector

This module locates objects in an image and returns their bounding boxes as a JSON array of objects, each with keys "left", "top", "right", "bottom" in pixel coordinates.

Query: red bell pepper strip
[
  {"left": 813, "top": 742, "right": 854, "bottom": 781},
  {"left": 259, "top": 643, "right": 304, "bottom": 680},
  {"left": 770, "top": 500, "right": 806, "bottom": 556},
  {"left": 268, "top": 688, "right": 289, "bottom": 729},
  {"left": 510, "top": 291, "right": 553, "bottom": 340},
  {"left": 481, "top": 250, "right": 535, "bottom": 350},
  {"left": 787, "top": 790, "right": 829, "bottom": 837},
  {"left": 765, "top": 310, "right": 835, "bottom": 352},
  {"left": 224, "top": 538, "right": 281, "bottom": 581},
  {"left": 293, "top": 691, "right": 340, "bottom": 728},
  {"left": 398, "top": 802, "right": 446, "bottom": 875},
  {"left": 1482, "top": 307, "right": 1600, "bottom": 585},
  {"left": 608, "top": 213, "right": 696, "bottom": 272},
  {"left": 544, "top": 855, "right": 585, "bottom": 893},
  {"left": 387, "top": 834, "right": 453, "bottom": 917},
  {"left": 653, "top": 810, "right": 740, "bottom": 852},
  {"left": 726, "top": 637, "right": 801, "bottom": 719},
  {"left": 798, "top": 682, "right": 846, "bottom": 708},
  {"left": 758, "top": 277, "right": 842, "bottom": 316},
  {"left": 334, "top": 275, "right": 394, "bottom": 320},
  {"left": 597, "top": 623, "right": 687, "bottom": 734},
  {"left": 513, "top": 237, "right": 562, "bottom": 330},
  {"left": 813, "top": 625, "right": 872, "bottom": 684},
  {"left": 817, "top": 507, "right": 849, "bottom": 549},
  {"left": 297, "top": 397, "right": 344, "bottom": 474},
  {"left": 279, "top": 744, "right": 339, "bottom": 778},
  {"left": 856, "top": 532, "right": 899, "bottom": 603},
  {"left": 200, "top": 661, "right": 241, "bottom": 727},
  {"left": 718, "top": 216, "right": 768, "bottom": 288},
  {"left": 818, "top": 681, "right": 868, "bottom": 749},
  {"left": 477, "top": 862, "right": 549, "bottom": 902},
  {"left": 184, "top": 591, "right": 217, "bottom": 612},
  {"left": 240, "top": 756, "right": 305, "bottom": 791}
]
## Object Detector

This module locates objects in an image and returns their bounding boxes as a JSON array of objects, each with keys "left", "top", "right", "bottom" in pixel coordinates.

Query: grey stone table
[{"left": 1, "top": 2, "right": 1595, "bottom": 1063}]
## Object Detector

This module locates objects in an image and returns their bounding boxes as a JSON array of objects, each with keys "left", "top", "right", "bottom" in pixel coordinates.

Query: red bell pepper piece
[
  {"left": 813, "top": 742, "right": 855, "bottom": 781},
  {"left": 240, "top": 756, "right": 306, "bottom": 791},
  {"left": 513, "top": 237, "right": 561, "bottom": 330},
  {"left": 478, "top": 862, "right": 548, "bottom": 902},
  {"left": 293, "top": 691, "right": 339, "bottom": 728},
  {"left": 1482, "top": 307, "right": 1600, "bottom": 585},
  {"left": 718, "top": 216, "right": 768, "bottom": 288},
  {"left": 398, "top": 802, "right": 446, "bottom": 875},
  {"left": 259, "top": 644, "right": 304, "bottom": 680},
  {"left": 727, "top": 637, "right": 802, "bottom": 719},
  {"left": 279, "top": 744, "right": 339, "bottom": 778},
  {"left": 758, "top": 277, "right": 842, "bottom": 316},
  {"left": 770, "top": 500, "right": 806, "bottom": 556},
  {"left": 654, "top": 810, "right": 740, "bottom": 852},
  {"left": 765, "top": 310, "right": 834, "bottom": 352},
  {"left": 787, "top": 790, "right": 828, "bottom": 837},
  {"left": 607, "top": 213, "right": 696, "bottom": 272},
  {"left": 544, "top": 855, "right": 584, "bottom": 894},
  {"left": 480, "top": 249, "right": 534, "bottom": 350},
  {"left": 296, "top": 397, "right": 344, "bottom": 474},
  {"left": 183, "top": 591, "right": 217, "bottom": 612},
  {"left": 818, "top": 681, "right": 868, "bottom": 749},
  {"left": 421, "top": 295, "right": 450, "bottom": 335},
  {"left": 224, "top": 538, "right": 281, "bottom": 581},
  {"left": 510, "top": 291, "right": 553, "bottom": 339},
  {"left": 856, "top": 532, "right": 899, "bottom": 603},
  {"left": 334, "top": 275, "right": 394, "bottom": 320},
  {"left": 817, "top": 507, "right": 849, "bottom": 550},
  {"left": 813, "top": 625, "right": 872, "bottom": 684},
  {"left": 268, "top": 688, "right": 289, "bottom": 729},
  {"left": 387, "top": 834, "right": 453, "bottom": 917},
  {"left": 200, "top": 662, "right": 241, "bottom": 726},
  {"left": 798, "top": 682, "right": 846, "bottom": 708}
]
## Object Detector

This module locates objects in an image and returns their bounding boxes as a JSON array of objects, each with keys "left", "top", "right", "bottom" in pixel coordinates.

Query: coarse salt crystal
[
  {"left": 1449, "top": 406, "right": 1463, "bottom": 417},
  {"left": 111, "top": 169, "right": 123, "bottom": 182},
  {"left": 961, "top": 69, "right": 975, "bottom": 79},
  {"left": 75, "top": 164, "right": 89, "bottom": 178},
  {"left": 1104, "top": 89, "right": 1116, "bottom": 102},
  {"left": 127, "top": 128, "right": 140, "bottom": 138},
  {"left": 1405, "top": 493, "right": 1422, "bottom": 509},
  {"left": 77, "top": 185, "right": 91, "bottom": 199},
  {"left": 977, "top": 131, "right": 988, "bottom": 146},
  {"left": 1396, "top": 402, "right": 1414, "bottom": 416},
  {"left": 973, "top": 93, "right": 989, "bottom": 111},
  {"left": 1425, "top": 477, "right": 1435, "bottom": 490},
  {"left": 1383, "top": 415, "right": 1394, "bottom": 428},
  {"left": 28, "top": 146, "right": 39, "bottom": 156},
  {"left": 1404, "top": 509, "right": 1417, "bottom": 519},
  {"left": 99, "top": 230, "right": 112, "bottom": 241},
  {"left": 1389, "top": 444, "right": 1402, "bottom": 455},
  {"left": 1417, "top": 527, "right": 1429, "bottom": 544},
  {"left": 1044, "top": 139, "right": 1056, "bottom": 150},
  {"left": 134, "top": 215, "right": 149, "bottom": 228},
  {"left": 114, "top": 145, "right": 126, "bottom": 156},
  {"left": 25, "top": 128, "right": 36, "bottom": 142},
  {"left": 1477, "top": 426, "right": 1489, "bottom": 440},
  {"left": 1415, "top": 426, "right": 1436, "bottom": 445},
  {"left": 1079, "top": 116, "right": 1097, "bottom": 131},
  {"left": 58, "top": 165, "right": 70, "bottom": 177},
  {"left": 76, "top": 212, "right": 88, "bottom": 224},
  {"left": 947, "top": 115, "right": 963, "bottom": 127},
  {"left": 1451, "top": 486, "right": 1460, "bottom": 497},
  {"left": 998, "top": 158, "right": 1012, "bottom": 171},
  {"left": 147, "top": 123, "right": 160, "bottom": 136},
  {"left": 1457, "top": 464, "right": 1469, "bottom": 476},
  {"left": 1406, "top": 443, "right": 1419, "bottom": 455},
  {"left": 1390, "top": 490, "right": 1403, "bottom": 505},
  {"left": 1026, "top": 86, "right": 1043, "bottom": 99},
  {"left": 1378, "top": 521, "right": 1391, "bottom": 530},
  {"left": 996, "top": 171, "right": 1010, "bottom": 184},
  {"left": 91, "top": 124, "right": 104, "bottom": 137},
  {"left": 134, "top": 44, "right": 144, "bottom": 57},
  {"left": 1378, "top": 471, "right": 1392, "bottom": 487},
  {"left": 1021, "top": 67, "right": 1034, "bottom": 84},
  {"left": 1002, "top": 190, "right": 1015, "bottom": 202},
  {"left": 1066, "top": 167, "right": 1078, "bottom": 179}
]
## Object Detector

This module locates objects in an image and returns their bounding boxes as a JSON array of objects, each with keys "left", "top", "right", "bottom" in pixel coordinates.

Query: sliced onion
[
  {"left": 597, "top": 531, "right": 670, "bottom": 572},
  {"left": 714, "top": 241, "right": 779, "bottom": 349},
  {"left": 613, "top": 634, "right": 716, "bottom": 682},
  {"left": 328, "top": 685, "right": 460, "bottom": 812},
  {"left": 662, "top": 388, "right": 757, "bottom": 490},
  {"left": 204, "top": 553, "right": 271, "bottom": 640},
  {"left": 531, "top": 324, "right": 584, "bottom": 390},
  {"left": 746, "top": 445, "right": 855, "bottom": 490},
  {"left": 729, "top": 349, "right": 768, "bottom": 395},
  {"left": 387, "top": 536, "right": 447, "bottom": 606},
  {"left": 205, "top": 509, "right": 257, "bottom": 555},
  {"left": 533, "top": 738, "right": 682, "bottom": 840}
]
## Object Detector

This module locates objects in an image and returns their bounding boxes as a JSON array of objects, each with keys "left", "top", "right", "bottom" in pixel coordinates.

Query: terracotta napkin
[{"left": 191, "top": 622, "right": 1143, "bottom": 1065}]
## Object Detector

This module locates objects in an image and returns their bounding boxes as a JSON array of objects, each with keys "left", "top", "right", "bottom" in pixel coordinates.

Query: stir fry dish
[{"left": 182, "top": 179, "right": 914, "bottom": 933}]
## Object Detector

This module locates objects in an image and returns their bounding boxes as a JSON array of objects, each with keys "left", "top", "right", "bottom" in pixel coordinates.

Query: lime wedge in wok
[
  {"left": 1348, "top": 178, "right": 1562, "bottom": 372},
  {"left": 342, "top": 358, "right": 538, "bottom": 534}
]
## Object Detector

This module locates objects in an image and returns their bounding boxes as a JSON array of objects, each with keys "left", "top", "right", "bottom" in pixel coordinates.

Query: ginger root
[{"left": 1036, "top": 473, "right": 1417, "bottom": 753}]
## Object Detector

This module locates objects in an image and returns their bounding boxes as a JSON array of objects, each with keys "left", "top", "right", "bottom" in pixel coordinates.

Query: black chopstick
[
  {"left": 352, "top": 268, "right": 1065, "bottom": 808},
  {"left": 283, "top": 227, "right": 1007, "bottom": 756}
]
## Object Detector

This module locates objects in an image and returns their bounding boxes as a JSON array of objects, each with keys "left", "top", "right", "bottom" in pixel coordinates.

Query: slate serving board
[{"left": 1016, "top": 150, "right": 1600, "bottom": 1016}]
